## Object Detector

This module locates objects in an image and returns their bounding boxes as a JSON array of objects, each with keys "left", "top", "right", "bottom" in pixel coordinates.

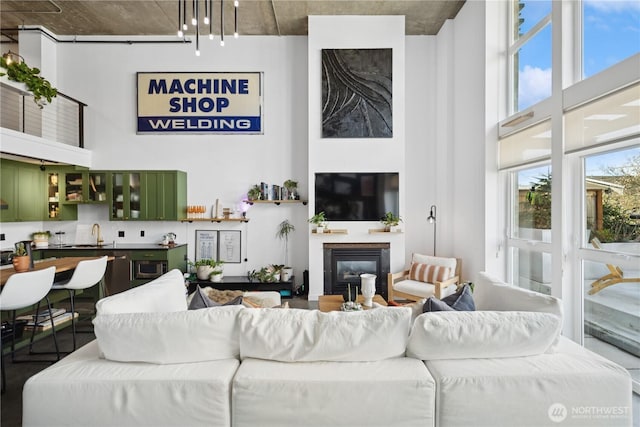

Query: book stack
[{"left": 18, "top": 308, "right": 78, "bottom": 332}]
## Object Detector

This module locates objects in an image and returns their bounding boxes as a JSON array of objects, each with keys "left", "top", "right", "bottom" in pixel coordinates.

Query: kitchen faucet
[{"left": 92, "top": 223, "right": 104, "bottom": 246}]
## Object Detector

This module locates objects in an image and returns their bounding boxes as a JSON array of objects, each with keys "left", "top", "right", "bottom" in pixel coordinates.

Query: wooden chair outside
[
  {"left": 589, "top": 238, "right": 639, "bottom": 295},
  {"left": 388, "top": 257, "right": 462, "bottom": 302}
]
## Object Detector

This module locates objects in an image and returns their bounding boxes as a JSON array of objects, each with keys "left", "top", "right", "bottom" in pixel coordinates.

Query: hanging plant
[{"left": 0, "top": 54, "right": 58, "bottom": 109}]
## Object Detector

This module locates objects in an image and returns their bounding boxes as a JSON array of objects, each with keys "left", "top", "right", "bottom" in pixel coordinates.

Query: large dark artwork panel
[{"left": 321, "top": 49, "right": 393, "bottom": 138}]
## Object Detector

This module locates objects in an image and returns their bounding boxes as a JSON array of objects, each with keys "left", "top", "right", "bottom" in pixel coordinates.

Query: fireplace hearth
[{"left": 323, "top": 243, "right": 390, "bottom": 300}]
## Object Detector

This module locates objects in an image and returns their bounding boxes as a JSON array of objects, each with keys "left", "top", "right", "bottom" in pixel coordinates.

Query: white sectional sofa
[{"left": 22, "top": 270, "right": 633, "bottom": 427}]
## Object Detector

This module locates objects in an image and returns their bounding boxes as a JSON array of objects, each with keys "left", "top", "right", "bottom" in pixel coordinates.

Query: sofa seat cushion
[
  {"left": 96, "top": 269, "right": 187, "bottom": 314},
  {"left": 424, "top": 337, "right": 632, "bottom": 427},
  {"left": 238, "top": 307, "right": 412, "bottom": 362},
  {"left": 408, "top": 311, "right": 561, "bottom": 360},
  {"left": 232, "top": 357, "right": 435, "bottom": 427},
  {"left": 393, "top": 279, "right": 457, "bottom": 299},
  {"left": 93, "top": 306, "right": 243, "bottom": 363},
  {"left": 22, "top": 340, "right": 239, "bottom": 427}
]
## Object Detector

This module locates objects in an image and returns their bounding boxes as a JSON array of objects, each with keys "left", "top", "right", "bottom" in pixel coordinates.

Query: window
[
  {"left": 512, "top": 165, "right": 552, "bottom": 239},
  {"left": 583, "top": 0, "right": 640, "bottom": 79},
  {"left": 501, "top": 0, "right": 640, "bottom": 393},
  {"left": 510, "top": 0, "right": 552, "bottom": 113},
  {"left": 584, "top": 147, "right": 640, "bottom": 251}
]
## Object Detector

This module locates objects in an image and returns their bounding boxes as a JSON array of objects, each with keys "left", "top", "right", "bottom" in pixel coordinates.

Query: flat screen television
[{"left": 314, "top": 172, "right": 399, "bottom": 221}]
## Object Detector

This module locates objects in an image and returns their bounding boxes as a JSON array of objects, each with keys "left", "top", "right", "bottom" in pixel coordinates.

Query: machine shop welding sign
[{"left": 137, "top": 72, "right": 263, "bottom": 134}]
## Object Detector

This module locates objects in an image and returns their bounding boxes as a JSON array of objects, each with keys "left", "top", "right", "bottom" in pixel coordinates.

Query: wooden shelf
[
  {"left": 180, "top": 218, "right": 249, "bottom": 223},
  {"left": 243, "top": 199, "right": 308, "bottom": 206},
  {"left": 368, "top": 229, "right": 403, "bottom": 234},
  {"left": 312, "top": 229, "right": 348, "bottom": 234}
]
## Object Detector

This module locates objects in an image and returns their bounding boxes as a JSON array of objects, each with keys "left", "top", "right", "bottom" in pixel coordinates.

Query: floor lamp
[{"left": 427, "top": 205, "right": 436, "bottom": 256}]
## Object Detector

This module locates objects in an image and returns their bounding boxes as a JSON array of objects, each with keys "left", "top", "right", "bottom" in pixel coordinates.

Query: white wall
[
  {"left": 3, "top": 3, "right": 494, "bottom": 293},
  {"left": 307, "top": 16, "right": 407, "bottom": 300},
  {"left": 435, "top": 1, "right": 491, "bottom": 282}
]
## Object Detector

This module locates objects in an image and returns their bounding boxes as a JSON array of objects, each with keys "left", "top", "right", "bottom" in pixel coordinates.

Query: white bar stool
[
  {"left": 51, "top": 256, "right": 108, "bottom": 352},
  {"left": 0, "top": 266, "right": 58, "bottom": 393}
]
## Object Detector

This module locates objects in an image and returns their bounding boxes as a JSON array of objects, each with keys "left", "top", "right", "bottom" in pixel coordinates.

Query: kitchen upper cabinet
[
  {"left": 110, "top": 172, "right": 142, "bottom": 220},
  {"left": 63, "top": 170, "right": 108, "bottom": 204},
  {"left": 142, "top": 171, "right": 187, "bottom": 221},
  {"left": 45, "top": 169, "right": 78, "bottom": 221},
  {"left": 0, "top": 160, "right": 45, "bottom": 222}
]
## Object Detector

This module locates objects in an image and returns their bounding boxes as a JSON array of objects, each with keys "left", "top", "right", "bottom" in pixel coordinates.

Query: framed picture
[
  {"left": 195, "top": 230, "right": 218, "bottom": 261},
  {"left": 218, "top": 230, "right": 241, "bottom": 263}
]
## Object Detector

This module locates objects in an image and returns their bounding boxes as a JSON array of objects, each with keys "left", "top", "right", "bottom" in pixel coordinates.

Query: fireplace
[{"left": 323, "top": 243, "right": 390, "bottom": 299}]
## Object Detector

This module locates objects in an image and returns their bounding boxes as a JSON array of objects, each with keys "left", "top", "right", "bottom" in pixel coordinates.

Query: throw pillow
[
  {"left": 188, "top": 287, "right": 243, "bottom": 310},
  {"left": 423, "top": 284, "right": 475, "bottom": 312},
  {"left": 409, "top": 262, "right": 451, "bottom": 283}
]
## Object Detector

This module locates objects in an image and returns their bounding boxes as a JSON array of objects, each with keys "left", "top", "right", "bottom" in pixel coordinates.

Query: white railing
[{"left": 0, "top": 83, "right": 86, "bottom": 148}]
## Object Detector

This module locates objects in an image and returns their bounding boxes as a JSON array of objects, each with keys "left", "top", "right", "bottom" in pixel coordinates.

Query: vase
[
  {"left": 210, "top": 272, "right": 223, "bottom": 282},
  {"left": 197, "top": 265, "right": 214, "bottom": 280},
  {"left": 12, "top": 256, "right": 30, "bottom": 272},
  {"left": 360, "top": 273, "right": 376, "bottom": 307},
  {"left": 281, "top": 267, "right": 293, "bottom": 282}
]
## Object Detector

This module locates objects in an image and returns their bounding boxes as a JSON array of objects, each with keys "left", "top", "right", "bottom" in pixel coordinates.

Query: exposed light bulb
[
  {"left": 234, "top": 0, "right": 239, "bottom": 6},
  {"left": 209, "top": 33, "right": 214, "bottom": 40},
  {"left": 204, "top": 16, "right": 209, "bottom": 25},
  {"left": 183, "top": 23, "right": 188, "bottom": 30},
  {"left": 192, "top": 17, "right": 197, "bottom": 25},
  {"left": 234, "top": 32, "right": 238, "bottom": 39},
  {"left": 220, "top": 40, "right": 225, "bottom": 47},
  {"left": 195, "top": 49, "right": 201, "bottom": 56},
  {"left": 178, "top": 30, "right": 184, "bottom": 37}
]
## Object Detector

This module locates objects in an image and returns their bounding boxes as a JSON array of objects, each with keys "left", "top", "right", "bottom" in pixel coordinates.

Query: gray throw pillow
[
  {"left": 188, "top": 287, "right": 243, "bottom": 310},
  {"left": 423, "top": 284, "right": 476, "bottom": 312}
]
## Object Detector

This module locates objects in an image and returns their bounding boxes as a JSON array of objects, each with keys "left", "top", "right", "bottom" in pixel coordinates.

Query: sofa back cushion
[
  {"left": 238, "top": 307, "right": 412, "bottom": 362},
  {"left": 407, "top": 311, "right": 562, "bottom": 360},
  {"left": 93, "top": 305, "right": 243, "bottom": 363},
  {"left": 411, "top": 254, "right": 457, "bottom": 279},
  {"left": 96, "top": 269, "right": 187, "bottom": 314},
  {"left": 474, "top": 272, "right": 562, "bottom": 317}
]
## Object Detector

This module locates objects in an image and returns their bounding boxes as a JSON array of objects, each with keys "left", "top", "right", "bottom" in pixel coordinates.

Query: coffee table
[{"left": 318, "top": 294, "right": 387, "bottom": 312}]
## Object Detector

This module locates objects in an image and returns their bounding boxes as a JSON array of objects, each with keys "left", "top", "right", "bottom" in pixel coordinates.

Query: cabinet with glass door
[
  {"left": 111, "top": 172, "right": 141, "bottom": 220},
  {"left": 63, "top": 170, "right": 108, "bottom": 204}
]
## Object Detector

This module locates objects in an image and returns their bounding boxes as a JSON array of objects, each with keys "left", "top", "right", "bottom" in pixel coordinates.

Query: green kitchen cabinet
[
  {"left": 142, "top": 171, "right": 187, "bottom": 221},
  {"left": 0, "top": 159, "right": 45, "bottom": 222},
  {"left": 62, "top": 169, "right": 109, "bottom": 205},
  {"left": 44, "top": 169, "right": 78, "bottom": 221},
  {"left": 110, "top": 171, "right": 142, "bottom": 220}
]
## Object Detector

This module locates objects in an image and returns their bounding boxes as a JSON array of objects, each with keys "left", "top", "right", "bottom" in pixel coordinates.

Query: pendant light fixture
[
  {"left": 177, "top": 0, "right": 239, "bottom": 56},
  {"left": 220, "top": 0, "right": 225, "bottom": 47}
]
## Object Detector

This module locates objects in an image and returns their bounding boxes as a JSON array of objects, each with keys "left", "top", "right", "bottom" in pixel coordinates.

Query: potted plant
[
  {"left": 249, "top": 267, "right": 276, "bottom": 283},
  {"left": 283, "top": 179, "right": 298, "bottom": 200},
  {"left": 31, "top": 231, "right": 51, "bottom": 248},
  {"left": 189, "top": 259, "right": 223, "bottom": 281},
  {"left": 247, "top": 184, "right": 261, "bottom": 201},
  {"left": 0, "top": 53, "right": 58, "bottom": 109},
  {"left": 209, "top": 260, "right": 225, "bottom": 283},
  {"left": 11, "top": 242, "right": 30, "bottom": 272},
  {"left": 269, "top": 264, "right": 284, "bottom": 282},
  {"left": 309, "top": 211, "right": 327, "bottom": 233},
  {"left": 381, "top": 212, "right": 402, "bottom": 232},
  {"left": 276, "top": 219, "right": 295, "bottom": 280}
]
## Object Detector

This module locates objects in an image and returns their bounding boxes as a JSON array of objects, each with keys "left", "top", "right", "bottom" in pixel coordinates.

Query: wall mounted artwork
[{"left": 321, "top": 49, "right": 392, "bottom": 138}]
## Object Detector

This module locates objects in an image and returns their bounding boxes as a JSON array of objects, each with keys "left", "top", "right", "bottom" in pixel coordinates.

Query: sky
[{"left": 517, "top": 0, "right": 640, "bottom": 111}]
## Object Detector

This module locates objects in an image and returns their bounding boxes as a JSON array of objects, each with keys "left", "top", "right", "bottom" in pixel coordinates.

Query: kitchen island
[{"left": 36, "top": 244, "right": 187, "bottom": 294}]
